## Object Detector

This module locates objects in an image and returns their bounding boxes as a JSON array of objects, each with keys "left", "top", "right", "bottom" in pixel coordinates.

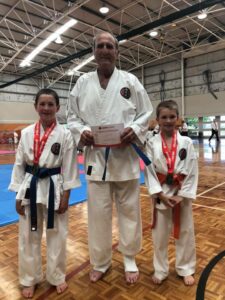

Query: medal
[
  {"left": 161, "top": 131, "right": 177, "bottom": 186},
  {"left": 166, "top": 173, "right": 174, "bottom": 185}
]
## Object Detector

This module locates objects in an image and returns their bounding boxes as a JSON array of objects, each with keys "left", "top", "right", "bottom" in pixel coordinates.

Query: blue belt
[
  {"left": 102, "top": 143, "right": 151, "bottom": 181},
  {"left": 25, "top": 165, "right": 61, "bottom": 231}
]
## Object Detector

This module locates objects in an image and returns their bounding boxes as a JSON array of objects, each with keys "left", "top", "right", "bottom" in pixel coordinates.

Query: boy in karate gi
[
  {"left": 145, "top": 100, "right": 198, "bottom": 286},
  {"left": 9, "top": 88, "right": 80, "bottom": 298}
]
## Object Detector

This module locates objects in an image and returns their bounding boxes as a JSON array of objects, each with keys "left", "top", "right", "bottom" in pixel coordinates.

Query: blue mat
[
  {"left": 0, "top": 164, "right": 87, "bottom": 227},
  {"left": 0, "top": 164, "right": 145, "bottom": 227}
]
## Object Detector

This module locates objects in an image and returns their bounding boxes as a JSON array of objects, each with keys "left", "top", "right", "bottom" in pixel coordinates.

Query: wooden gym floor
[{"left": 0, "top": 139, "right": 225, "bottom": 300}]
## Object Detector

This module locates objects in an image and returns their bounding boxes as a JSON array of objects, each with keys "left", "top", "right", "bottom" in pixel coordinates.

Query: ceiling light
[
  {"left": 20, "top": 61, "right": 31, "bottom": 67},
  {"left": 197, "top": 10, "right": 207, "bottom": 20},
  {"left": 118, "top": 39, "right": 127, "bottom": 45},
  {"left": 149, "top": 30, "right": 158, "bottom": 37},
  {"left": 20, "top": 19, "right": 77, "bottom": 67},
  {"left": 55, "top": 35, "right": 63, "bottom": 44},
  {"left": 67, "top": 55, "right": 94, "bottom": 75},
  {"left": 99, "top": 5, "right": 109, "bottom": 14}
]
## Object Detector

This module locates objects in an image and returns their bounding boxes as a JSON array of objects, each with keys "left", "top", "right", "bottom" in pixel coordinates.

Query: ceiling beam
[{"left": 0, "top": 0, "right": 224, "bottom": 89}]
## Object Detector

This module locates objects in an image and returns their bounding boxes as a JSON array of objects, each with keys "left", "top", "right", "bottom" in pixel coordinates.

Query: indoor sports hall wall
[{"left": 1, "top": 46, "right": 225, "bottom": 123}]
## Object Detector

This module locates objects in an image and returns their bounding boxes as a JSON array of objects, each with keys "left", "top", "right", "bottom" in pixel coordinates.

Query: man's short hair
[{"left": 93, "top": 31, "right": 119, "bottom": 50}]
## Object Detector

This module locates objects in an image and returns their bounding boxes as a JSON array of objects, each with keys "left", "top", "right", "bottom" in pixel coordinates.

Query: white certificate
[{"left": 91, "top": 123, "right": 124, "bottom": 147}]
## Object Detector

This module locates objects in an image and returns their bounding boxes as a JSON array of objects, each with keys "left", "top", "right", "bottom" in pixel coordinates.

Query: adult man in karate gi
[{"left": 67, "top": 31, "right": 152, "bottom": 284}]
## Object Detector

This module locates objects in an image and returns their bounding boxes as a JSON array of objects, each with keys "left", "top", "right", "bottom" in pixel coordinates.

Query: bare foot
[
  {"left": 89, "top": 269, "right": 105, "bottom": 282},
  {"left": 152, "top": 275, "right": 162, "bottom": 285},
  {"left": 56, "top": 282, "right": 68, "bottom": 294},
  {"left": 21, "top": 286, "right": 35, "bottom": 298},
  {"left": 183, "top": 275, "right": 195, "bottom": 286},
  {"left": 125, "top": 271, "right": 139, "bottom": 284}
]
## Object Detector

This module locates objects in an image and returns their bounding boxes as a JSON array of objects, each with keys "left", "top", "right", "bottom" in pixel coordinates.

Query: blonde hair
[{"left": 156, "top": 100, "right": 179, "bottom": 118}]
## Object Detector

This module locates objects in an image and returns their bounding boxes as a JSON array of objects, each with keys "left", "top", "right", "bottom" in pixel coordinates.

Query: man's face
[{"left": 94, "top": 33, "right": 118, "bottom": 69}]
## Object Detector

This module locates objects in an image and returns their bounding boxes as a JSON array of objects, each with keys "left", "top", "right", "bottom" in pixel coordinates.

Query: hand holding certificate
[{"left": 91, "top": 123, "right": 124, "bottom": 147}]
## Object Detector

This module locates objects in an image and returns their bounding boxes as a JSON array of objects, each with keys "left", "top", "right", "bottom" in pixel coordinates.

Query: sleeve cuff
[{"left": 63, "top": 180, "right": 81, "bottom": 191}]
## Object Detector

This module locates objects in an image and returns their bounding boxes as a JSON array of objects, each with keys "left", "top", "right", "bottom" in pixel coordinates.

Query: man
[
  {"left": 209, "top": 118, "right": 219, "bottom": 142},
  {"left": 67, "top": 31, "right": 152, "bottom": 284}
]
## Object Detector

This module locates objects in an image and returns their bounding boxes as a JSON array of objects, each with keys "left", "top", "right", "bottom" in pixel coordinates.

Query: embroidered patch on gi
[
  {"left": 120, "top": 87, "right": 131, "bottom": 99},
  {"left": 179, "top": 148, "right": 187, "bottom": 160},
  {"left": 51, "top": 143, "right": 61, "bottom": 155}
]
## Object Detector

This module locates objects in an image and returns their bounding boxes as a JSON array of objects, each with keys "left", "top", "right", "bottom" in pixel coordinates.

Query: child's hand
[
  {"left": 16, "top": 200, "right": 25, "bottom": 215},
  {"left": 169, "top": 195, "right": 183, "bottom": 206},
  {"left": 158, "top": 192, "right": 174, "bottom": 208}
]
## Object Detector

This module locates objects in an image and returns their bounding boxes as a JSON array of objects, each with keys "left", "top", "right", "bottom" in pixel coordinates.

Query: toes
[
  {"left": 152, "top": 275, "right": 162, "bottom": 285},
  {"left": 22, "top": 286, "right": 35, "bottom": 298},
  {"left": 56, "top": 282, "right": 68, "bottom": 294},
  {"left": 183, "top": 275, "right": 195, "bottom": 286},
  {"left": 125, "top": 271, "right": 139, "bottom": 284},
  {"left": 89, "top": 270, "right": 104, "bottom": 282}
]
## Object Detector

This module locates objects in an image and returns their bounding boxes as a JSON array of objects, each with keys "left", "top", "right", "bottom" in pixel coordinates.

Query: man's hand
[
  {"left": 16, "top": 200, "right": 25, "bottom": 215},
  {"left": 80, "top": 130, "right": 94, "bottom": 146},
  {"left": 120, "top": 127, "right": 136, "bottom": 144}
]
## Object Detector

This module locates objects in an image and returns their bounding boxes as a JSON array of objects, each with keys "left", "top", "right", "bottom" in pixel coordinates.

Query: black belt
[{"left": 25, "top": 165, "right": 61, "bottom": 231}]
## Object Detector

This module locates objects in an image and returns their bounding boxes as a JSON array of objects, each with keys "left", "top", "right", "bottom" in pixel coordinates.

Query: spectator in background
[
  {"left": 180, "top": 119, "right": 188, "bottom": 137},
  {"left": 209, "top": 118, "right": 220, "bottom": 143}
]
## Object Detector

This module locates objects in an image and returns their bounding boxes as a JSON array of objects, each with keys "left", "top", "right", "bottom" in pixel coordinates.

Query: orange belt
[{"left": 151, "top": 172, "right": 185, "bottom": 239}]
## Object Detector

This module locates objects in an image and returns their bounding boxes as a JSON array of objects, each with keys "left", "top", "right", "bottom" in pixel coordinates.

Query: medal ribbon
[
  {"left": 161, "top": 130, "right": 177, "bottom": 175},
  {"left": 33, "top": 121, "right": 56, "bottom": 165}
]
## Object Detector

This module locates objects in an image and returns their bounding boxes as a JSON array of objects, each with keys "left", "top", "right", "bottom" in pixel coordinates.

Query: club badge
[
  {"left": 120, "top": 87, "right": 131, "bottom": 99},
  {"left": 179, "top": 148, "right": 187, "bottom": 160},
  {"left": 51, "top": 143, "right": 61, "bottom": 155}
]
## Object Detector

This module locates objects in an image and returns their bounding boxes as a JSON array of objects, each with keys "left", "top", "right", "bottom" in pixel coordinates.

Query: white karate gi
[
  {"left": 68, "top": 67, "right": 152, "bottom": 272},
  {"left": 9, "top": 123, "right": 81, "bottom": 286},
  {"left": 145, "top": 131, "right": 198, "bottom": 280}
]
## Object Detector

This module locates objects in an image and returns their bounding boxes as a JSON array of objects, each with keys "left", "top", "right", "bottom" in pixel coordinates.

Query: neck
[
  {"left": 40, "top": 120, "right": 56, "bottom": 130},
  {"left": 162, "top": 130, "right": 175, "bottom": 139},
  {"left": 97, "top": 66, "right": 114, "bottom": 79}
]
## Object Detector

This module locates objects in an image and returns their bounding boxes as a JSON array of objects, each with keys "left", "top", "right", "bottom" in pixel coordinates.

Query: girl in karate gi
[
  {"left": 145, "top": 100, "right": 198, "bottom": 286},
  {"left": 9, "top": 88, "right": 80, "bottom": 298}
]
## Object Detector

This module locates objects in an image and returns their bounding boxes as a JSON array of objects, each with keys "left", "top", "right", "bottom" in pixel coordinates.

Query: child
[
  {"left": 144, "top": 100, "right": 198, "bottom": 286},
  {"left": 9, "top": 88, "right": 81, "bottom": 298}
]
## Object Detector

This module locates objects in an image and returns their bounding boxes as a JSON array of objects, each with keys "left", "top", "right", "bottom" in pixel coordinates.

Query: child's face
[
  {"left": 35, "top": 94, "right": 59, "bottom": 124},
  {"left": 157, "top": 108, "right": 178, "bottom": 135}
]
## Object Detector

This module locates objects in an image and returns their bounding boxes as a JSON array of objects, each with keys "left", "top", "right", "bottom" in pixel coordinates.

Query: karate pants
[
  {"left": 152, "top": 199, "right": 196, "bottom": 280},
  {"left": 18, "top": 204, "right": 68, "bottom": 286},
  {"left": 87, "top": 179, "right": 142, "bottom": 272}
]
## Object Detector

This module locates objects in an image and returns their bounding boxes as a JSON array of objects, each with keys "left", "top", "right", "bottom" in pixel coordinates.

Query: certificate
[{"left": 91, "top": 123, "right": 124, "bottom": 147}]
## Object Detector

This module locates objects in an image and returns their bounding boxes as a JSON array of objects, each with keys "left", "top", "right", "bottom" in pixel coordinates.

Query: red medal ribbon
[
  {"left": 161, "top": 130, "right": 177, "bottom": 175},
  {"left": 33, "top": 121, "right": 56, "bottom": 165}
]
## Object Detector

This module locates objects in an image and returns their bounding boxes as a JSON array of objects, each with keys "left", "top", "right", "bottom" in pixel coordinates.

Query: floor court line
[
  {"left": 197, "top": 181, "right": 225, "bottom": 197},
  {"left": 198, "top": 195, "right": 225, "bottom": 202},
  {"left": 193, "top": 203, "right": 225, "bottom": 212}
]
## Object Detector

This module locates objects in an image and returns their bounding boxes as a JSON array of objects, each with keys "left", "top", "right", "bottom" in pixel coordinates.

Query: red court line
[{"left": 37, "top": 224, "right": 151, "bottom": 299}]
